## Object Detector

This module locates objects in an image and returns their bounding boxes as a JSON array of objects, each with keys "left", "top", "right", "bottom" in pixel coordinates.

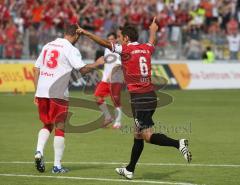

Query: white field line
[
  {"left": 0, "top": 173, "right": 199, "bottom": 185},
  {"left": 0, "top": 161, "right": 239, "bottom": 168}
]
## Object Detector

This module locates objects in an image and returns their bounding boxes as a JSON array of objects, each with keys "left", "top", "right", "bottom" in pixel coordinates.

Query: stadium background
[{"left": 0, "top": 0, "right": 240, "bottom": 185}]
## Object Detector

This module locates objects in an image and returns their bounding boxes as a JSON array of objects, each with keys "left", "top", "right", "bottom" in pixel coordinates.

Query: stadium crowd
[{"left": 0, "top": 0, "right": 240, "bottom": 60}]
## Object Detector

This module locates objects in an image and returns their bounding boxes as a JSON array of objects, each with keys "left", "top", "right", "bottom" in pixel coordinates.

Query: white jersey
[
  {"left": 35, "top": 38, "right": 86, "bottom": 99},
  {"left": 102, "top": 48, "right": 122, "bottom": 82}
]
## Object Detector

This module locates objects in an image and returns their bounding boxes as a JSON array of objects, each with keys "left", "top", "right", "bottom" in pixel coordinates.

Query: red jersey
[{"left": 112, "top": 42, "right": 155, "bottom": 93}]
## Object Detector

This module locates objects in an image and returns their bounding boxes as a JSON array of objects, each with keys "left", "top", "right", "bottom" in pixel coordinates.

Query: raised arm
[
  {"left": 148, "top": 17, "right": 158, "bottom": 45},
  {"left": 76, "top": 26, "right": 112, "bottom": 50}
]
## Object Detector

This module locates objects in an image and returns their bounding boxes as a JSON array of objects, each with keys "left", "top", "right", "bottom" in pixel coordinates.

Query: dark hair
[
  {"left": 107, "top": 32, "right": 117, "bottom": 39},
  {"left": 64, "top": 23, "right": 78, "bottom": 36},
  {"left": 206, "top": 46, "right": 211, "bottom": 51},
  {"left": 121, "top": 25, "right": 139, "bottom": 42}
]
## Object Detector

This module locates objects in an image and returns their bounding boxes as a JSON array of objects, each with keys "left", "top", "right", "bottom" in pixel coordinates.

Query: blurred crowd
[{"left": 0, "top": 0, "right": 240, "bottom": 60}]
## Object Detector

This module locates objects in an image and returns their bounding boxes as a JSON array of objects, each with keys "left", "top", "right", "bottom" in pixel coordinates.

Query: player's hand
[
  {"left": 76, "top": 24, "right": 88, "bottom": 35},
  {"left": 34, "top": 97, "right": 38, "bottom": 106},
  {"left": 149, "top": 17, "right": 158, "bottom": 32}
]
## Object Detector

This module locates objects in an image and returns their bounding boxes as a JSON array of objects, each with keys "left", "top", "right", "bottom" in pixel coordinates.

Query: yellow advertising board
[{"left": 0, "top": 64, "right": 35, "bottom": 92}]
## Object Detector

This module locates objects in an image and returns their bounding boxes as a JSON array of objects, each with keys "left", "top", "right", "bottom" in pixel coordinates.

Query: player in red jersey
[
  {"left": 33, "top": 24, "right": 104, "bottom": 174},
  {"left": 77, "top": 18, "right": 192, "bottom": 179}
]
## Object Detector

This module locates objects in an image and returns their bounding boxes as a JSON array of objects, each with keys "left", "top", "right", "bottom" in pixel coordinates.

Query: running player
[
  {"left": 94, "top": 32, "right": 123, "bottom": 128},
  {"left": 76, "top": 18, "right": 192, "bottom": 179},
  {"left": 34, "top": 24, "right": 104, "bottom": 173}
]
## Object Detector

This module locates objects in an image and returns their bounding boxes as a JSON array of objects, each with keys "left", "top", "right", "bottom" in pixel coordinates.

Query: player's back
[
  {"left": 121, "top": 42, "right": 154, "bottom": 93},
  {"left": 35, "top": 38, "right": 85, "bottom": 99},
  {"left": 102, "top": 48, "right": 121, "bottom": 83}
]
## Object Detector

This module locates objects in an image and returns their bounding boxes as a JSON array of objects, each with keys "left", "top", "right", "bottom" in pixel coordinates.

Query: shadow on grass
[
  {"left": 65, "top": 164, "right": 106, "bottom": 171},
  {"left": 141, "top": 170, "right": 180, "bottom": 180}
]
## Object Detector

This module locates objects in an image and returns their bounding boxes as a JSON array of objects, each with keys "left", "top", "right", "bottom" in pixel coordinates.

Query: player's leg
[
  {"left": 94, "top": 82, "right": 113, "bottom": 127},
  {"left": 140, "top": 109, "right": 192, "bottom": 163},
  {"left": 50, "top": 99, "right": 69, "bottom": 173},
  {"left": 137, "top": 92, "right": 192, "bottom": 163},
  {"left": 35, "top": 98, "right": 53, "bottom": 173},
  {"left": 52, "top": 122, "right": 69, "bottom": 173},
  {"left": 36, "top": 124, "right": 53, "bottom": 155},
  {"left": 115, "top": 94, "right": 144, "bottom": 179},
  {"left": 131, "top": 91, "right": 181, "bottom": 149},
  {"left": 115, "top": 129, "right": 142, "bottom": 180},
  {"left": 110, "top": 83, "right": 122, "bottom": 128}
]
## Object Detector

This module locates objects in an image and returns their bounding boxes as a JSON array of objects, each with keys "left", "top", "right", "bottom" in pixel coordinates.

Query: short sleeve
[
  {"left": 146, "top": 43, "right": 155, "bottom": 54},
  {"left": 112, "top": 43, "right": 123, "bottom": 54},
  {"left": 67, "top": 47, "right": 86, "bottom": 70},
  {"left": 104, "top": 48, "right": 111, "bottom": 57}
]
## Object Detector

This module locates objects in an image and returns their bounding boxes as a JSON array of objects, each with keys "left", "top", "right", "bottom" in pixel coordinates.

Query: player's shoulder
[
  {"left": 126, "top": 42, "right": 153, "bottom": 49},
  {"left": 50, "top": 38, "right": 73, "bottom": 49},
  {"left": 145, "top": 42, "right": 155, "bottom": 47},
  {"left": 104, "top": 47, "right": 112, "bottom": 54}
]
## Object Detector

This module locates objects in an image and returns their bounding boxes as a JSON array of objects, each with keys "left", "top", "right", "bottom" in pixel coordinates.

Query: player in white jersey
[
  {"left": 33, "top": 24, "right": 104, "bottom": 174},
  {"left": 94, "top": 33, "right": 123, "bottom": 129}
]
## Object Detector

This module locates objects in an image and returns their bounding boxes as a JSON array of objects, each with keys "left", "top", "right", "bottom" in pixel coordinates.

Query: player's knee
[
  {"left": 96, "top": 96, "right": 104, "bottom": 105},
  {"left": 55, "top": 128, "right": 65, "bottom": 137},
  {"left": 142, "top": 132, "right": 152, "bottom": 143},
  {"left": 55, "top": 122, "right": 65, "bottom": 130},
  {"left": 112, "top": 96, "right": 121, "bottom": 107},
  {"left": 43, "top": 124, "right": 54, "bottom": 133}
]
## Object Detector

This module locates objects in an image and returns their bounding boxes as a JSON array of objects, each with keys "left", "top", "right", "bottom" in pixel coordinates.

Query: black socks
[
  {"left": 150, "top": 133, "right": 179, "bottom": 149},
  {"left": 126, "top": 138, "right": 144, "bottom": 173},
  {"left": 126, "top": 134, "right": 179, "bottom": 173}
]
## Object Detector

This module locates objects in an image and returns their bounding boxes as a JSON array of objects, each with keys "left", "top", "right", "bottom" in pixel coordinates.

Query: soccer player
[
  {"left": 33, "top": 24, "right": 104, "bottom": 173},
  {"left": 76, "top": 18, "right": 192, "bottom": 179},
  {"left": 94, "top": 32, "right": 123, "bottom": 129}
]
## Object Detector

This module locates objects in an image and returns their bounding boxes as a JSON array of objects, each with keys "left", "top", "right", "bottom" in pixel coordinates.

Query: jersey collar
[{"left": 127, "top": 42, "right": 139, "bottom": 46}]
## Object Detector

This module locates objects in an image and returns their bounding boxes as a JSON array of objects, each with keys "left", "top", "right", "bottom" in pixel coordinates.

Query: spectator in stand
[
  {"left": 189, "top": 4, "right": 206, "bottom": 28},
  {"left": 0, "top": 0, "right": 239, "bottom": 60},
  {"left": 29, "top": 25, "right": 39, "bottom": 59},
  {"left": 200, "top": 0, "right": 214, "bottom": 28},
  {"left": 14, "top": 37, "right": 23, "bottom": 59},
  {"left": 4, "top": 40, "right": 15, "bottom": 59},
  {"left": 0, "top": 25, "right": 6, "bottom": 58},
  {"left": 227, "top": 32, "right": 240, "bottom": 60},
  {"left": 227, "top": 16, "right": 239, "bottom": 34},
  {"left": 31, "top": 0, "right": 44, "bottom": 29},
  {"left": 184, "top": 37, "right": 203, "bottom": 60},
  {"left": 4, "top": 19, "right": 17, "bottom": 43},
  {"left": 202, "top": 46, "right": 215, "bottom": 63}
]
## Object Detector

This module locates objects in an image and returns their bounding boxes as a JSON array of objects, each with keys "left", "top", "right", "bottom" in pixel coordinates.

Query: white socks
[
  {"left": 53, "top": 136, "right": 65, "bottom": 168},
  {"left": 99, "top": 103, "right": 112, "bottom": 120},
  {"left": 114, "top": 107, "right": 122, "bottom": 124},
  {"left": 36, "top": 128, "right": 50, "bottom": 155}
]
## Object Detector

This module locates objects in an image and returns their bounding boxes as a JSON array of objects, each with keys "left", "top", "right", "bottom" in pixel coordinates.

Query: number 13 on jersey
[{"left": 43, "top": 49, "right": 59, "bottom": 69}]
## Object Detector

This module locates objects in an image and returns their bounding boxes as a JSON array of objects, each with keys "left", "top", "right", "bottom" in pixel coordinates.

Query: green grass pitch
[{"left": 0, "top": 90, "right": 239, "bottom": 185}]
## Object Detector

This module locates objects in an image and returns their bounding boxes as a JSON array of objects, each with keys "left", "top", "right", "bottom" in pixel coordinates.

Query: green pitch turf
[{"left": 0, "top": 90, "right": 239, "bottom": 185}]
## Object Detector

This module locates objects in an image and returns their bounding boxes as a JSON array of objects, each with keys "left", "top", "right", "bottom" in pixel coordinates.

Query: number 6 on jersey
[{"left": 139, "top": 56, "right": 148, "bottom": 77}]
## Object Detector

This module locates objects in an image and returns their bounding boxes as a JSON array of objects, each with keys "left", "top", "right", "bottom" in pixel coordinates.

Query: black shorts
[{"left": 130, "top": 91, "right": 157, "bottom": 131}]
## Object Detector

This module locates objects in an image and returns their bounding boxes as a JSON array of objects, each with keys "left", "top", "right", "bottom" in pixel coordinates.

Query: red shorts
[
  {"left": 37, "top": 98, "right": 68, "bottom": 125},
  {"left": 94, "top": 82, "right": 122, "bottom": 97},
  {"left": 94, "top": 82, "right": 122, "bottom": 107}
]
